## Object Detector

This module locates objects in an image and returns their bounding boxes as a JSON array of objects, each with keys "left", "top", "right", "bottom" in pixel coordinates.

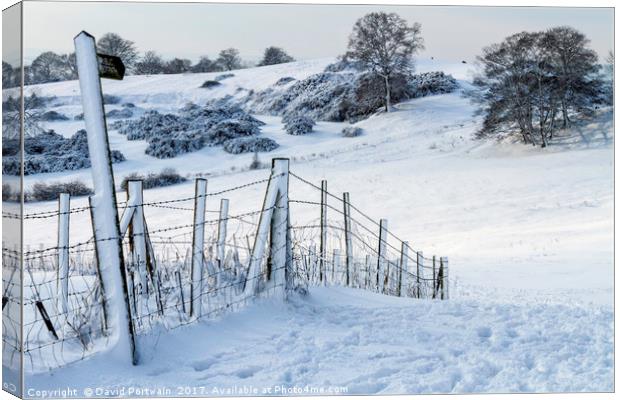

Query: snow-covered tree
[
  {"left": 346, "top": 12, "right": 424, "bottom": 112},
  {"left": 192, "top": 56, "right": 221, "bottom": 73},
  {"left": 30, "top": 51, "right": 67, "bottom": 83},
  {"left": 216, "top": 48, "right": 242, "bottom": 71},
  {"left": 2, "top": 61, "right": 16, "bottom": 88},
  {"left": 257, "top": 47, "right": 294, "bottom": 66},
  {"left": 134, "top": 51, "right": 165, "bottom": 75},
  {"left": 96, "top": 33, "right": 139, "bottom": 71}
]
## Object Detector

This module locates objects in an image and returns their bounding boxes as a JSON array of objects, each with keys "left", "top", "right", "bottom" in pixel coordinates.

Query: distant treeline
[{"left": 2, "top": 32, "right": 295, "bottom": 87}]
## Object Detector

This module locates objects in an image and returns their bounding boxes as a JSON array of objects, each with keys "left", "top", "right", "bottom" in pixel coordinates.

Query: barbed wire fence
[{"left": 3, "top": 158, "right": 449, "bottom": 372}]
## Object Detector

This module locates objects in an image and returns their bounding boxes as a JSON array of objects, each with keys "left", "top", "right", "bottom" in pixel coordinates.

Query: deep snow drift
[{"left": 11, "top": 58, "right": 614, "bottom": 394}]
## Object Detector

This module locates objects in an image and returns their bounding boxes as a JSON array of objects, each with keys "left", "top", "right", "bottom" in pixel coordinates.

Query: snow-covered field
[{"left": 10, "top": 58, "right": 614, "bottom": 394}]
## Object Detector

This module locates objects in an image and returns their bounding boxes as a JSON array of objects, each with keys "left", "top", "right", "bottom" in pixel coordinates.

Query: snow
[
  {"left": 11, "top": 57, "right": 613, "bottom": 394},
  {"left": 27, "top": 288, "right": 612, "bottom": 394}
]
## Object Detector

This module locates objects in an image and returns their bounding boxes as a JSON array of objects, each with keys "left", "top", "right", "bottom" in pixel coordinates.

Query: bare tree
[
  {"left": 96, "top": 33, "right": 139, "bottom": 71},
  {"left": 216, "top": 48, "right": 242, "bottom": 71},
  {"left": 164, "top": 58, "right": 192, "bottom": 74},
  {"left": 191, "top": 56, "right": 221, "bottom": 73},
  {"left": 134, "top": 51, "right": 165, "bottom": 75},
  {"left": 346, "top": 12, "right": 424, "bottom": 112},
  {"left": 257, "top": 47, "right": 294, "bottom": 66},
  {"left": 30, "top": 51, "right": 67, "bottom": 83}
]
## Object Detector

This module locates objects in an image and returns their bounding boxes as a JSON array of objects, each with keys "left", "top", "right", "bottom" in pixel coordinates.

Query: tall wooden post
[
  {"left": 127, "top": 180, "right": 149, "bottom": 294},
  {"left": 399, "top": 241, "right": 409, "bottom": 297},
  {"left": 75, "top": 31, "right": 137, "bottom": 365},
  {"left": 342, "top": 192, "right": 353, "bottom": 287},
  {"left": 442, "top": 257, "right": 449, "bottom": 300},
  {"left": 57, "top": 193, "right": 70, "bottom": 315},
  {"left": 217, "top": 198, "right": 229, "bottom": 270},
  {"left": 432, "top": 255, "right": 437, "bottom": 299},
  {"left": 319, "top": 180, "right": 327, "bottom": 285},
  {"left": 190, "top": 178, "right": 207, "bottom": 318},
  {"left": 244, "top": 159, "right": 290, "bottom": 298},
  {"left": 376, "top": 219, "right": 388, "bottom": 293}
]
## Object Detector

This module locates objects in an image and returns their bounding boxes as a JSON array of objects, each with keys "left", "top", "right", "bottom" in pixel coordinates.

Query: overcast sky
[{"left": 22, "top": 2, "right": 614, "bottom": 63}]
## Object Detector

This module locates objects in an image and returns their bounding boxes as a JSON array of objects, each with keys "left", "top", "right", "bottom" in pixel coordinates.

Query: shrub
[
  {"left": 120, "top": 168, "right": 187, "bottom": 190},
  {"left": 200, "top": 80, "right": 221, "bottom": 89},
  {"left": 342, "top": 126, "right": 363, "bottom": 137},
  {"left": 30, "top": 180, "right": 93, "bottom": 202},
  {"left": 215, "top": 73, "right": 234, "bottom": 81},
  {"left": 223, "top": 137, "right": 279, "bottom": 154},
  {"left": 106, "top": 108, "right": 134, "bottom": 119},
  {"left": 74, "top": 113, "right": 84, "bottom": 121},
  {"left": 274, "top": 76, "right": 295, "bottom": 86},
  {"left": 249, "top": 151, "right": 263, "bottom": 170},
  {"left": 2, "top": 184, "right": 14, "bottom": 201},
  {"left": 284, "top": 115, "right": 315, "bottom": 135},
  {"left": 40, "top": 110, "right": 69, "bottom": 121},
  {"left": 102, "top": 94, "right": 121, "bottom": 104}
]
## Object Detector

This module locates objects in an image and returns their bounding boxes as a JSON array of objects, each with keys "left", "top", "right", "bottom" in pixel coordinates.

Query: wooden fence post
[
  {"left": 399, "top": 241, "right": 409, "bottom": 297},
  {"left": 75, "top": 31, "right": 137, "bottom": 365},
  {"left": 244, "top": 158, "right": 290, "bottom": 298},
  {"left": 217, "top": 198, "right": 229, "bottom": 270},
  {"left": 343, "top": 192, "right": 353, "bottom": 287},
  {"left": 127, "top": 181, "right": 149, "bottom": 294},
  {"left": 57, "top": 193, "right": 70, "bottom": 315},
  {"left": 319, "top": 180, "right": 327, "bottom": 286},
  {"left": 190, "top": 178, "right": 207, "bottom": 319},
  {"left": 376, "top": 219, "right": 388, "bottom": 294},
  {"left": 416, "top": 251, "right": 423, "bottom": 298}
]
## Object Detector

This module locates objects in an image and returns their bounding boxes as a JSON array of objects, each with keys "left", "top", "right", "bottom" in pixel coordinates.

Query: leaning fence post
[
  {"left": 342, "top": 192, "right": 353, "bottom": 287},
  {"left": 416, "top": 251, "right": 423, "bottom": 298},
  {"left": 399, "top": 241, "right": 409, "bottom": 297},
  {"left": 319, "top": 180, "right": 327, "bottom": 286},
  {"left": 270, "top": 158, "right": 291, "bottom": 297},
  {"left": 75, "top": 31, "right": 137, "bottom": 365},
  {"left": 127, "top": 180, "right": 149, "bottom": 294},
  {"left": 440, "top": 256, "right": 448, "bottom": 300},
  {"left": 376, "top": 219, "right": 388, "bottom": 293},
  {"left": 190, "top": 178, "right": 207, "bottom": 318},
  {"left": 57, "top": 193, "right": 70, "bottom": 315},
  {"left": 216, "top": 198, "right": 229, "bottom": 270}
]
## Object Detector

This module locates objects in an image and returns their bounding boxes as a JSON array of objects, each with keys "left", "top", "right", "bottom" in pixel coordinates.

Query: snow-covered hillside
[{"left": 15, "top": 58, "right": 614, "bottom": 394}]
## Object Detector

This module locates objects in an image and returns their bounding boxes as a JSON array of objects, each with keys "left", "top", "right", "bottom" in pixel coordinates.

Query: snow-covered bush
[
  {"left": 222, "top": 137, "right": 279, "bottom": 154},
  {"left": 2, "top": 129, "right": 125, "bottom": 175},
  {"left": 106, "top": 108, "right": 134, "bottom": 119},
  {"left": 30, "top": 180, "right": 93, "bottom": 202},
  {"left": 275, "top": 76, "right": 295, "bottom": 86},
  {"left": 201, "top": 80, "right": 221, "bottom": 89},
  {"left": 40, "top": 110, "right": 69, "bottom": 121},
  {"left": 342, "top": 126, "right": 363, "bottom": 137},
  {"left": 215, "top": 73, "right": 234, "bottom": 81},
  {"left": 112, "top": 104, "right": 265, "bottom": 159},
  {"left": 283, "top": 115, "right": 315, "bottom": 135},
  {"left": 74, "top": 113, "right": 84, "bottom": 121},
  {"left": 245, "top": 70, "right": 458, "bottom": 123},
  {"left": 120, "top": 168, "right": 187, "bottom": 190},
  {"left": 102, "top": 94, "right": 121, "bottom": 104},
  {"left": 409, "top": 72, "right": 459, "bottom": 98}
]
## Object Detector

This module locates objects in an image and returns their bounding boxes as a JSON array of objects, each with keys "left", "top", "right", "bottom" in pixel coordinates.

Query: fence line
[{"left": 6, "top": 159, "right": 449, "bottom": 372}]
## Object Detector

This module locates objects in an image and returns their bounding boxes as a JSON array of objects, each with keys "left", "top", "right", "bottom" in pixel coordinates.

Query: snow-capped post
[
  {"left": 416, "top": 251, "right": 423, "bottom": 298},
  {"left": 399, "top": 241, "right": 409, "bottom": 297},
  {"left": 190, "top": 178, "right": 207, "bottom": 318},
  {"left": 75, "top": 31, "right": 137, "bottom": 365},
  {"left": 269, "top": 158, "right": 290, "bottom": 297},
  {"left": 243, "top": 158, "right": 290, "bottom": 298},
  {"left": 127, "top": 180, "right": 149, "bottom": 294},
  {"left": 319, "top": 180, "right": 327, "bottom": 285},
  {"left": 376, "top": 219, "right": 388, "bottom": 293},
  {"left": 217, "top": 199, "right": 229, "bottom": 270},
  {"left": 57, "top": 193, "right": 70, "bottom": 315},
  {"left": 343, "top": 192, "right": 353, "bottom": 287}
]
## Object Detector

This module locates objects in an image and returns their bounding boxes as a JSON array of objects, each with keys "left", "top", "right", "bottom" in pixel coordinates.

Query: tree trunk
[
  {"left": 383, "top": 74, "right": 391, "bottom": 112},
  {"left": 561, "top": 99, "right": 569, "bottom": 128}
]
